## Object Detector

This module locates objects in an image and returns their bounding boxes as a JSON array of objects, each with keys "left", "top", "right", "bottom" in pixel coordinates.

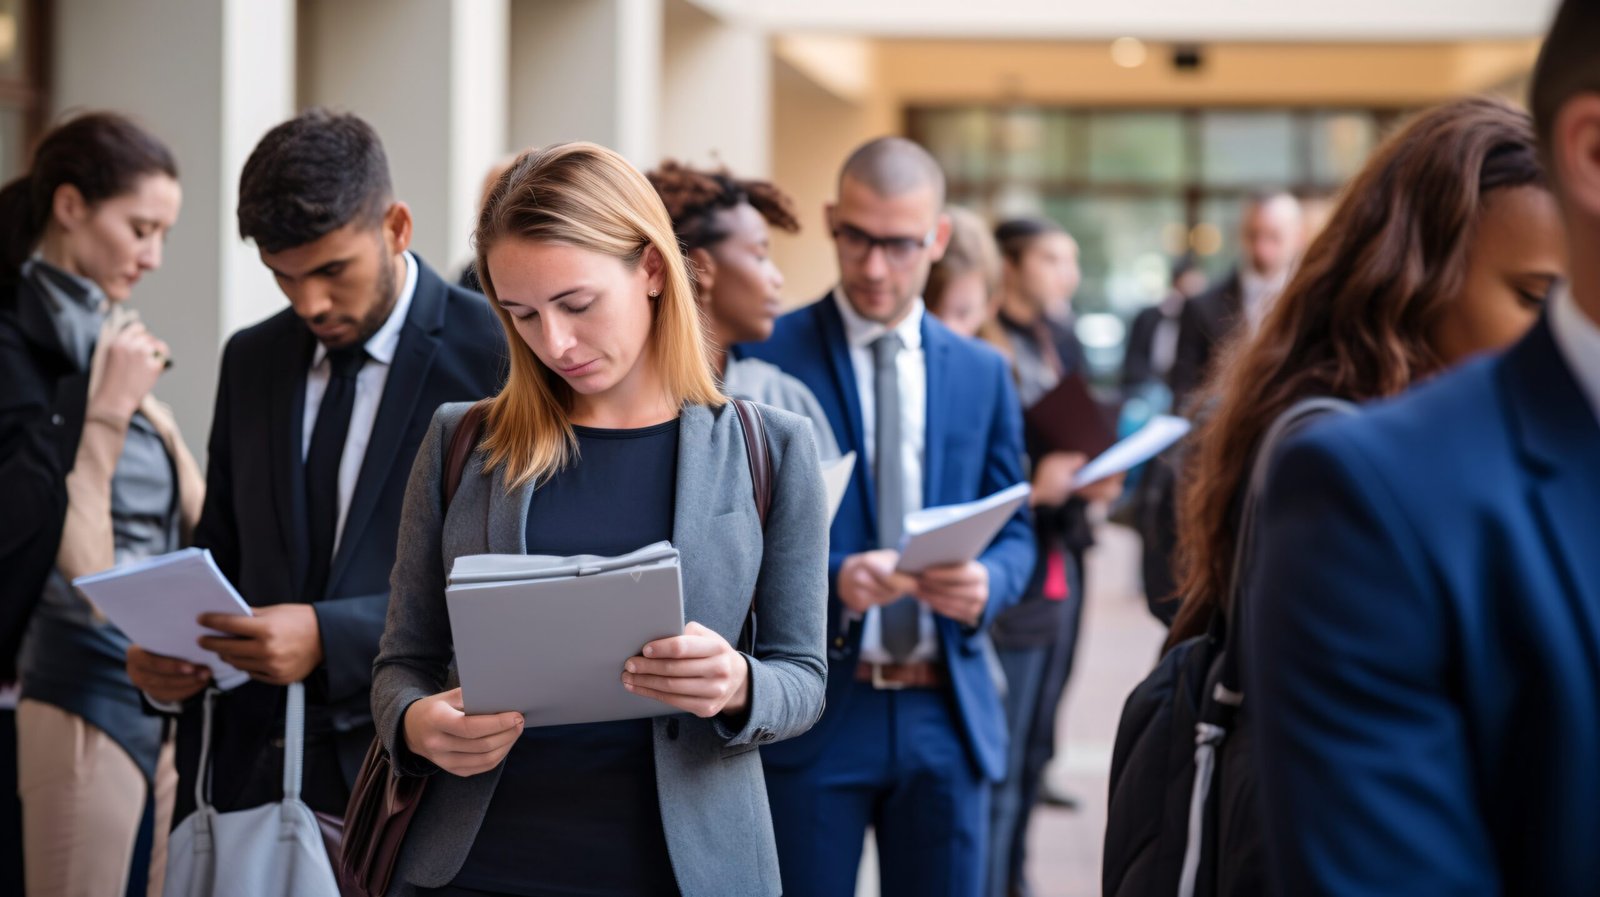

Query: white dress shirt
[
  {"left": 1549, "top": 282, "right": 1600, "bottom": 426},
  {"left": 1240, "top": 267, "right": 1290, "bottom": 333},
  {"left": 301, "top": 251, "right": 418, "bottom": 554},
  {"left": 831, "top": 289, "right": 939, "bottom": 664}
]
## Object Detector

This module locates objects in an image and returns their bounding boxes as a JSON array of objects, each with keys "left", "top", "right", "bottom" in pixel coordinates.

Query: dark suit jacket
[
  {"left": 1246, "top": 317, "right": 1600, "bottom": 894},
  {"left": 0, "top": 276, "right": 85, "bottom": 681},
  {"left": 739, "top": 295, "right": 1036, "bottom": 781},
  {"left": 1168, "top": 271, "right": 1242, "bottom": 410},
  {"left": 174, "top": 256, "right": 504, "bottom": 819}
]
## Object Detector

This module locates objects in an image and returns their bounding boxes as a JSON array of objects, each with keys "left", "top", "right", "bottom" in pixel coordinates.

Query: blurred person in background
[
  {"left": 988, "top": 216, "right": 1122, "bottom": 897},
  {"left": 926, "top": 205, "right": 1004, "bottom": 344},
  {"left": 0, "top": 112, "right": 191, "bottom": 897},
  {"left": 1168, "top": 191, "right": 1306, "bottom": 409},
  {"left": 459, "top": 153, "right": 519, "bottom": 293},
  {"left": 648, "top": 159, "right": 839, "bottom": 459},
  {"left": 1158, "top": 95, "right": 1563, "bottom": 896},
  {"left": 1122, "top": 253, "right": 1206, "bottom": 402}
]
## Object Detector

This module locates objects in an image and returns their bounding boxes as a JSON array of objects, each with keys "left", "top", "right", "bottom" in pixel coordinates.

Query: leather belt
[{"left": 855, "top": 661, "right": 948, "bottom": 690}]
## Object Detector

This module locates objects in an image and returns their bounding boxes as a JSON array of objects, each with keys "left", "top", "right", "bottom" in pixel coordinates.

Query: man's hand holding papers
[{"left": 198, "top": 604, "right": 325, "bottom": 686}]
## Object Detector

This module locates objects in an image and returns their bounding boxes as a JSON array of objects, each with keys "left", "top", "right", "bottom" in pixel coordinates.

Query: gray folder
[{"left": 445, "top": 541, "right": 685, "bottom": 726}]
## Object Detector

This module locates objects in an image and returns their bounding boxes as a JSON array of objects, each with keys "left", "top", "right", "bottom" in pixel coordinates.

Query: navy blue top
[{"left": 452, "top": 419, "right": 682, "bottom": 897}]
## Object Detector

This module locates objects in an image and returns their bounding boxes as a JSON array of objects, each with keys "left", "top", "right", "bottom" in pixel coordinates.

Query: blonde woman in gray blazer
[{"left": 370, "top": 142, "right": 829, "bottom": 897}]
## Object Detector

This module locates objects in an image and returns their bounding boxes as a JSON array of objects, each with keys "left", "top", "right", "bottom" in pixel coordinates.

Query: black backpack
[{"left": 1102, "top": 398, "right": 1354, "bottom": 897}]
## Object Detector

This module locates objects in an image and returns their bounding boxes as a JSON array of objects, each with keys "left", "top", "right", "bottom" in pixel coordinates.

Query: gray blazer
[{"left": 371, "top": 401, "right": 829, "bottom": 896}]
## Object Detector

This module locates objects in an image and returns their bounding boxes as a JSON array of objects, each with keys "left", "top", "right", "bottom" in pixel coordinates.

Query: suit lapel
[
  {"left": 671, "top": 405, "right": 716, "bottom": 625},
  {"left": 326, "top": 266, "right": 445, "bottom": 594},
  {"left": 1504, "top": 318, "right": 1600, "bottom": 675},
  {"left": 815, "top": 297, "right": 876, "bottom": 526},
  {"left": 921, "top": 315, "right": 951, "bottom": 508},
  {"left": 271, "top": 325, "right": 315, "bottom": 598}
]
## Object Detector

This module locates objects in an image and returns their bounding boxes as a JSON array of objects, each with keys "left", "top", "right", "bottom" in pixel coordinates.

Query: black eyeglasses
[{"left": 831, "top": 224, "right": 937, "bottom": 268}]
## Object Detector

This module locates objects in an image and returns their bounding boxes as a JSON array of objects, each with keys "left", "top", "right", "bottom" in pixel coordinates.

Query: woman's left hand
[{"left": 623, "top": 621, "right": 750, "bottom": 719}]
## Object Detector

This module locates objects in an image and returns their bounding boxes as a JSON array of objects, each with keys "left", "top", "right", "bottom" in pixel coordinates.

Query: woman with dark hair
[
  {"left": 647, "top": 160, "right": 839, "bottom": 459},
  {"left": 1167, "top": 95, "right": 1566, "bottom": 652},
  {"left": 0, "top": 112, "right": 195, "bottom": 896},
  {"left": 987, "top": 215, "right": 1123, "bottom": 897}
]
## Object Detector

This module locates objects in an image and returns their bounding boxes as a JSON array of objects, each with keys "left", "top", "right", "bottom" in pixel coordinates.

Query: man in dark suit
[
  {"left": 741, "top": 137, "right": 1035, "bottom": 897},
  {"left": 1247, "top": 8, "right": 1600, "bottom": 890},
  {"left": 126, "top": 110, "right": 504, "bottom": 825},
  {"left": 1121, "top": 255, "right": 1205, "bottom": 397},
  {"left": 1167, "top": 192, "right": 1304, "bottom": 408}
]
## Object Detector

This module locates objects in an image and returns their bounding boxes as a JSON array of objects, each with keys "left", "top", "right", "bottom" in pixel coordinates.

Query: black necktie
[
  {"left": 874, "top": 333, "right": 919, "bottom": 661},
  {"left": 304, "top": 346, "right": 368, "bottom": 602}
]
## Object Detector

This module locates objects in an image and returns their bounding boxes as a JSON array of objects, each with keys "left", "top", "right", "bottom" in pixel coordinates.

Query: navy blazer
[
  {"left": 1246, "top": 317, "right": 1600, "bottom": 895},
  {"left": 739, "top": 294, "right": 1035, "bottom": 781},
  {"left": 174, "top": 256, "right": 504, "bottom": 819}
]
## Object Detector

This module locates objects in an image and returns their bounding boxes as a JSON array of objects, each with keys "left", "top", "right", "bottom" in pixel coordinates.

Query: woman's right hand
[
  {"left": 89, "top": 321, "right": 169, "bottom": 423},
  {"left": 402, "top": 687, "right": 524, "bottom": 776},
  {"left": 1031, "top": 451, "right": 1087, "bottom": 507}
]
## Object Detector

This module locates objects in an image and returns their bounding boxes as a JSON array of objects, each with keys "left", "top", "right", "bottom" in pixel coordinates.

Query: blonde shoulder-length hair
[{"left": 473, "top": 141, "right": 725, "bottom": 490}]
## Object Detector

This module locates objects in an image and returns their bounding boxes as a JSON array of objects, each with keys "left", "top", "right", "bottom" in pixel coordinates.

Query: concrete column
[
  {"left": 660, "top": 0, "right": 771, "bottom": 175},
  {"left": 52, "top": 0, "right": 296, "bottom": 454},
  {"left": 509, "top": 0, "right": 663, "bottom": 165},
  {"left": 299, "top": 0, "right": 510, "bottom": 275}
]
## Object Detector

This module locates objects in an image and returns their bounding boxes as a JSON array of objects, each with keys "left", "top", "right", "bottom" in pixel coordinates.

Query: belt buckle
[{"left": 870, "top": 663, "right": 909, "bottom": 691}]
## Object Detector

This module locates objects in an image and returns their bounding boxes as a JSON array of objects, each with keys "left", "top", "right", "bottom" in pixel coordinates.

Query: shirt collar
[
  {"left": 24, "top": 255, "right": 107, "bottom": 315},
  {"left": 831, "top": 286, "right": 924, "bottom": 352},
  {"left": 1549, "top": 281, "right": 1600, "bottom": 424},
  {"left": 313, "top": 251, "right": 418, "bottom": 369}
]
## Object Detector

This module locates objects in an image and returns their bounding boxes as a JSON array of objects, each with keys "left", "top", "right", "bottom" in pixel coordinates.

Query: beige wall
[{"left": 661, "top": 0, "right": 772, "bottom": 176}]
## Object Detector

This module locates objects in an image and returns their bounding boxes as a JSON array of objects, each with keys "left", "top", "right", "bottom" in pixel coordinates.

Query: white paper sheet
[
  {"left": 1072, "top": 415, "right": 1193, "bottom": 487},
  {"left": 896, "top": 481, "right": 1032, "bottom": 574},
  {"left": 821, "top": 451, "right": 857, "bottom": 523},
  {"left": 72, "top": 548, "right": 254, "bottom": 690}
]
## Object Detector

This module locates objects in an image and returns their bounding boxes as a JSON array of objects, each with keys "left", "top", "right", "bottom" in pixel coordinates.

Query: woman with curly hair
[{"left": 647, "top": 160, "right": 839, "bottom": 458}]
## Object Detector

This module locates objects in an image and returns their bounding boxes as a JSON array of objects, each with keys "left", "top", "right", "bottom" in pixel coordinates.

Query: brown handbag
[{"left": 340, "top": 399, "right": 772, "bottom": 897}]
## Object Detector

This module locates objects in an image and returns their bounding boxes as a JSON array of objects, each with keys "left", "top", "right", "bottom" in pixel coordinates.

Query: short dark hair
[
  {"left": 993, "top": 216, "right": 1066, "bottom": 263},
  {"left": 237, "top": 108, "right": 393, "bottom": 253},
  {"left": 1530, "top": 0, "right": 1600, "bottom": 177}
]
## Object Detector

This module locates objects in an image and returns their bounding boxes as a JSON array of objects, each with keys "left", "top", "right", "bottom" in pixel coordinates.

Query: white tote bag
[{"left": 164, "top": 681, "right": 342, "bottom": 897}]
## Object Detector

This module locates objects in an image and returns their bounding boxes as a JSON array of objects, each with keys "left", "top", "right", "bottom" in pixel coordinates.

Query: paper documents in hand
[
  {"left": 821, "top": 451, "right": 856, "bottom": 523},
  {"left": 895, "top": 482, "right": 1032, "bottom": 574},
  {"left": 72, "top": 548, "right": 254, "bottom": 690},
  {"left": 447, "top": 541, "right": 686, "bottom": 725},
  {"left": 1072, "top": 415, "right": 1192, "bottom": 487}
]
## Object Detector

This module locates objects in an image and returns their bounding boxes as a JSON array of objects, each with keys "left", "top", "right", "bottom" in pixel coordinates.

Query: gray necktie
[{"left": 874, "top": 333, "right": 919, "bottom": 661}]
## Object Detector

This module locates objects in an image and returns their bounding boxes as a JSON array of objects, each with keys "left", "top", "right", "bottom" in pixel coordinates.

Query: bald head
[{"left": 839, "top": 137, "right": 946, "bottom": 207}]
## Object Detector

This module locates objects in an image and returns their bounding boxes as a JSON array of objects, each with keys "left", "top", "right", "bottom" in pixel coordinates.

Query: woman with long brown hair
[{"left": 1168, "top": 95, "right": 1566, "bottom": 647}]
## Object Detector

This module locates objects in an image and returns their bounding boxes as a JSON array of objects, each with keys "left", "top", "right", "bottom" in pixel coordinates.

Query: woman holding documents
[
  {"left": 0, "top": 112, "right": 196, "bottom": 896},
  {"left": 372, "top": 142, "right": 829, "bottom": 897},
  {"left": 646, "top": 159, "right": 840, "bottom": 460}
]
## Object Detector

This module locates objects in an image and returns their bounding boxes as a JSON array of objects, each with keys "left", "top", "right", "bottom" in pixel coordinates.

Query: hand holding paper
[{"left": 1071, "top": 415, "right": 1192, "bottom": 487}]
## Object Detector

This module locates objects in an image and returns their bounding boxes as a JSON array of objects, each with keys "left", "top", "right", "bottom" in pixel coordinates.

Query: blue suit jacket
[
  {"left": 740, "top": 294, "right": 1035, "bottom": 781},
  {"left": 1246, "top": 317, "right": 1600, "bottom": 895}
]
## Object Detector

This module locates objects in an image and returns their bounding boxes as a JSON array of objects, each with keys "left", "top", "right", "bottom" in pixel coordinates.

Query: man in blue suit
[
  {"left": 1246, "top": 6, "right": 1600, "bottom": 891},
  {"left": 743, "top": 137, "right": 1034, "bottom": 897}
]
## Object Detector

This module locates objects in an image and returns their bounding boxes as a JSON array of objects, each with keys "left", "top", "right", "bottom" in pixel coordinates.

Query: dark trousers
[
  {"left": 0, "top": 709, "right": 24, "bottom": 896},
  {"left": 764, "top": 682, "right": 988, "bottom": 897},
  {"left": 1009, "top": 553, "right": 1086, "bottom": 891},
  {"left": 228, "top": 729, "right": 352, "bottom": 817},
  {"left": 987, "top": 642, "right": 1050, "bottom": 897}
]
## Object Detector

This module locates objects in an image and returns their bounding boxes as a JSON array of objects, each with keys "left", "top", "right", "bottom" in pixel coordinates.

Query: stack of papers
[
  {"left": 896, "top": 482, "right": 1032, "bottom": 574},
  {"left": 72, "top": 548, "right": 254, "bottom": 690},
  {"left": 446, "top": 541, "right": 686, "bottom": 725}
]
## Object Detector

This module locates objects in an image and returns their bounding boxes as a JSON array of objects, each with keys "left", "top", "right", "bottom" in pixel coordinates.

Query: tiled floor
[{"left": 855, "top": 523, "right": 1168, "bottom": 896}]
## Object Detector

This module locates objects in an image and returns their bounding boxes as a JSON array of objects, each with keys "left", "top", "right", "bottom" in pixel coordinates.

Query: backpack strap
[
  {"left": 730, "top": 398, "right": 773, "bottom": 653},
  {"left": 1215, "top": 396, "right": 1358, "bottom": 706},
  {"left": 443, "top": 402, "right": 491, "bottom": 511}
]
